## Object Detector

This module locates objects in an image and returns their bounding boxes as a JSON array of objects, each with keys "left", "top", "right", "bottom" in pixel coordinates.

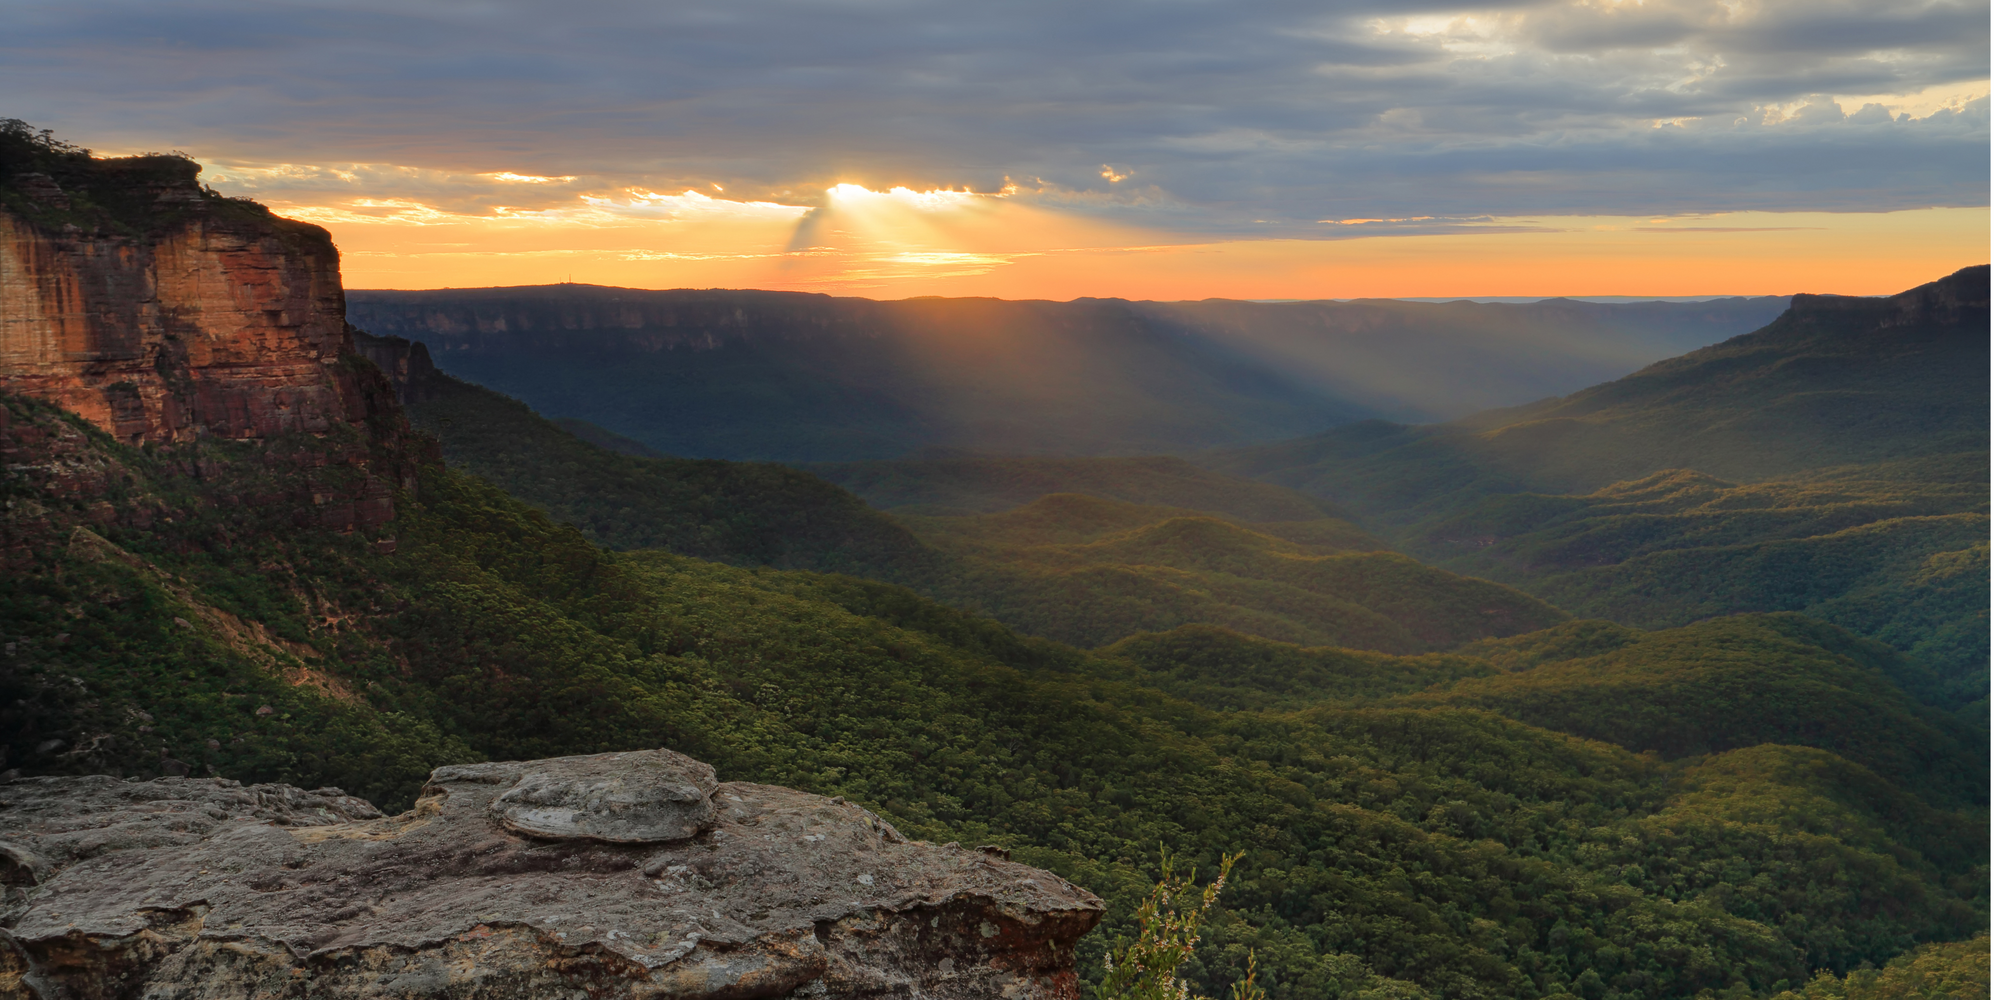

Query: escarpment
[
  {"left": 0, "top": 156, "right": 362, "bottom": 445},
  {"left": 0, "top": 749, "right": 1104, "bottom": 999},
  {"left": 0, "top": 149, "right": 423, "bottom": 529}
]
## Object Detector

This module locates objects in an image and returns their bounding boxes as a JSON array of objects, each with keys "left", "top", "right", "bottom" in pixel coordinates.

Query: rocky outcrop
[
  {"left": 0, "top": 156, "right": 367, "bottom": 447},
  {"left": 0, "top": 749, "right": 1103, "bottom": 999},
  {"left": 0, "top": 156, "right": 430, "bottom": 530},
  {"left": 351, "top": 329, "right": 445, "bottom": 406},
  {"left": 1788, "top": 262, "right": 1990, "bottom": 335}
]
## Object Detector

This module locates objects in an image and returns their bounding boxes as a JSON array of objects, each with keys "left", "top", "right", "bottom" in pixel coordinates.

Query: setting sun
[{"left": 0, "top": 0, "right": 1988, "bottom": 994}]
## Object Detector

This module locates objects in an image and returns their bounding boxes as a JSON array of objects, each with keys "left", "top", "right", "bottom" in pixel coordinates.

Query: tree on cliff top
[{"left": 0, "top": 118, "right": 92, "bottom": 180}]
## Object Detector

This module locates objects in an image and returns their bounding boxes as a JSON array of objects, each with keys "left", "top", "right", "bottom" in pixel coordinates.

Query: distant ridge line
[{"left": 351, "top": 283, "right": 1787, "bottom": 307}]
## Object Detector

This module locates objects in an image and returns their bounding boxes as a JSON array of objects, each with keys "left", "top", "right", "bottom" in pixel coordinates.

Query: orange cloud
[{"left": 293, "top": 182, "right": 1985, "bottom": 299}]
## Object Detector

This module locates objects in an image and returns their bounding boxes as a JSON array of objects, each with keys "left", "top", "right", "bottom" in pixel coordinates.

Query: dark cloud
[{"left": 2, "top": 0, "right": 1985, "bottom": 230}]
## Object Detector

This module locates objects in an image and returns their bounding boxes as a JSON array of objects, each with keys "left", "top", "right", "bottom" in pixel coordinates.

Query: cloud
[
  {"left": 204, "top": 160, "right": 813, "bottom": 229},
  {"left": 2, "top": 0, "right": 1984, "bottom": 234}
]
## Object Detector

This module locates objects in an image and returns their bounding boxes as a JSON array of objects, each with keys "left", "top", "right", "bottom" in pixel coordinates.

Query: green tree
[{"left": 1100, "top": 851, "right": 1264, "bottom": 1000}]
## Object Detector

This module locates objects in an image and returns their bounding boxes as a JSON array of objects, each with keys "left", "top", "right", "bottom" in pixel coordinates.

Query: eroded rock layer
[
  {"left": 0, "top": 158, "right": 427, "bottom": 531},
  {"left": 0, "top": 749, "right": 1104, "bottom": 999},
  {"left": 0, "top": 159, "right": 360, "bottom": 447}
]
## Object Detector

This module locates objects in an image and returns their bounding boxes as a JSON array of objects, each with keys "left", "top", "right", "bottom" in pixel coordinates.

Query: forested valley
[{"left": 0, "top": 136, "right": 1985, "bottom": 1000}]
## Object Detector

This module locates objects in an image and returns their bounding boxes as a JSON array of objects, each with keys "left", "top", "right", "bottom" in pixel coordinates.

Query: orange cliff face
[
  {"left": 0, "top": 156, "right": 427, "bottom": 532},
  {"left": 0, "top": 163, "right": 364, "bottom": 444}
]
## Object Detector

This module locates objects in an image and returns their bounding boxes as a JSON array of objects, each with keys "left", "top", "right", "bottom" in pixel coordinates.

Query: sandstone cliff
[
  {"left": 0, "top": 155, "right": 368, "bottom": 446},
  {"left": 0, "top": 144, "right": 423, "bottom": 529},
  {"left": 0, "top": 750, "right": 1103, "bottom": 999}
]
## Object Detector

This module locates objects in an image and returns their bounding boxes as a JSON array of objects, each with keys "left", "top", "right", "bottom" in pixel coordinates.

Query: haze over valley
[
  {"left": 348, "top": 286, "right": 1787, "bottom": 461},
  {"left": 0, "top": 0, "right": 1989, "bottom": 995}
]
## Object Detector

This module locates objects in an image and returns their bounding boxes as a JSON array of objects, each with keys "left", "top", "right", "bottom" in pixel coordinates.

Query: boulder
[
  {"left": 483, "top": 750, "right": 717, "bottom": 843},
  {"left": 0, "top": 750, "right": 1103, "bottom": 999}
]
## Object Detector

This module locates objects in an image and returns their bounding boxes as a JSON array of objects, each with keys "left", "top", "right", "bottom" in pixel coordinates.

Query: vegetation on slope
[
  {"left": 1411, "top": 460, "right": 1991, "bottom": 709},
  {"left": 907, "top": 497, "right": 1565, "bottom": 651},
  {"left": 1, "top": 387, "right": 1985, "bottom": 1000},
  {"left": 403, "top": 371, "right": 939, "bottom": 578},
  {"left": 400, "top": 371, "right": 1558, "bottom": 654},
  {"left": 1096, "top": 625, "right": 1498, "bottom": 710},
  {"left": 811, "top": 454, "right": 1337, "bottom": 520},
  {"left": 1768, "top": 935, "right": 1989, "bottom": 1000},
  {"left": 0, "top": 118, "right": 310, "bottom": 240},
  {"left": 1201, "top": 269, "right": 1991, "bottom": 712},
  {"left": 549, "top": 416, "right": 669, "bottom": 457},
  {"left": 898, "top": 492, "right": 1380, "bottom": 552},
  {"left": 1414, "top": 615, "right": 1982, "bottom": 804},
  {"left": 0, "top": 395, "right": 476, "bottom": 807}
]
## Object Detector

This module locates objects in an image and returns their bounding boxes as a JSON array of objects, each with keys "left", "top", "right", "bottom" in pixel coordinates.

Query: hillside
[
  {"left": 1210, "top": 266, "right": 1986, "bottom": 504},
  {"left": 811, "top": 453, "right": 1334, "bottom": 518},
  {"left": 1422, "top": 614, "right": 1983, "bottom": 802},
  {"left": 904, "top": 495, "right": 1565, "bottom": 651},
  {"left": 1465, "top": 268, "right": 1989, "bottom": 487},
  {"left": 1204, "top": 267, "right": 1992, "bottom": 708},
  {"left": 360, "top": 334, "right": 940, "bottom": 579},
  {"left": 2, "top": 389, "right": 1985, "bottom": 1000},
  {"left": 1421, "top": 459, "right": 1990, "bottom": 704},
  {"left": 371, "top": 354, "right": 1558, "bottom": 655},
  {"left": 1208, "top": 267, "right": 1987, "bottom": 503},
  {"left": 345, "top": 285, "right": 1784, "bottom": 461}
]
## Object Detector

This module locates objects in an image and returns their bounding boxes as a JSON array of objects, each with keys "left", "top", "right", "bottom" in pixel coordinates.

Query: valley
[
  {"left": 1199, "top": 268, "right": 1991, "bottom": 714},
  {"left": 0, "top": 130, "right": 1987, "bottom": 1000},
  {"left": 345, "top": 285, "right": 1787, "bottom": 462}
]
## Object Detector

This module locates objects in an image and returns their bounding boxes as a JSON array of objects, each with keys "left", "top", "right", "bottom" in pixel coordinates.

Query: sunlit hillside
[{"left": 1202, "top": 267, "right": 1991, "bottom": 712}]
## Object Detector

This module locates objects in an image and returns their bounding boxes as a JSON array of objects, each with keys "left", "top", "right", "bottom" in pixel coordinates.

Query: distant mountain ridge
[
  {"left": 347, "top": 284, "right": 1786, "bottom": 461},
  {"left": 1202, "top": 265, "right": 1992, "bottom": 708},
  {"left": 1208, "top": 265, "right": 1990, "bottom": 512},
  {"left": 739, "top": 268, "right": 1989, "bottom": 708}
]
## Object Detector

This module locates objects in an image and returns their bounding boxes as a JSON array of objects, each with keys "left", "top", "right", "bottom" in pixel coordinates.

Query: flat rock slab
[
  {"left": 482, "top": 750, "right": 718, "bottom": 843},
  {"left": 0, "top": 750, "right": 1102, "bottom": 999}
]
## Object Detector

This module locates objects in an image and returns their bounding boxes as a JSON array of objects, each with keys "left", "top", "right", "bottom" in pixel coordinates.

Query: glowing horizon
[
  {"left": 255, "top": 177, "right": 1986, "bottom": 300},
  {"left": 20, "top": 0, "right": 1984, "bottom": 302}
]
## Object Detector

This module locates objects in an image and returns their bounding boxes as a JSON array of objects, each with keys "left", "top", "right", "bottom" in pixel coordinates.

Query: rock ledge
[{"left": 0, "top": 750, "right": 1102, "bottom": 999}]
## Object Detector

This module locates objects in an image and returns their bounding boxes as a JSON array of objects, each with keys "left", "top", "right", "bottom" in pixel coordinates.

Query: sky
[{"left": 5, "top": 0, "right": 1990, "bottom": 298}]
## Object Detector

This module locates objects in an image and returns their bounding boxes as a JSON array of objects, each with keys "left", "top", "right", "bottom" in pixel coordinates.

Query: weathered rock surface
[
  {"left": 0, "top": 158, "right": 359, "bottom": 446},
  {"left": 0, "top": 749, "right": 1103, "bottom": 999},
  {"left": 485, "top": 751, "right": 718, "bottom": 843},
  {"left": 0, "top": 156, "right": 422, "bottom": 529}
]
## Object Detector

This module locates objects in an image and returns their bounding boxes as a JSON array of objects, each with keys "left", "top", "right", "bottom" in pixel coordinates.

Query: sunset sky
[{"left": 7, "top": 0, "right": 1988, "bottom": 298}]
